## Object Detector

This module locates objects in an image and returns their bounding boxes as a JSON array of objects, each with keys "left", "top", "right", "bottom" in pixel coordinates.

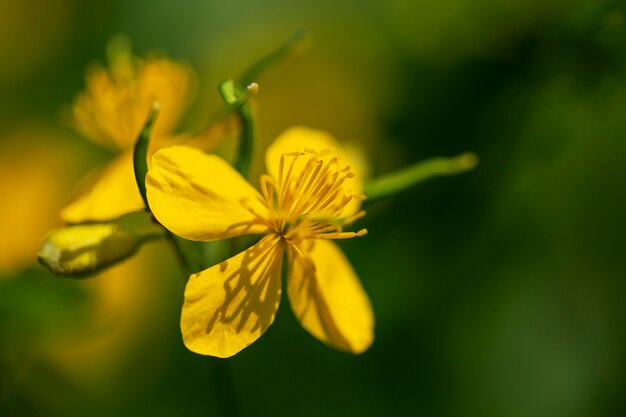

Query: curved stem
[
  {"left": 133, "top": 102, "right": 160, "bottom": 207},
  {"left": 233, "top": 103, "right": 254, "bottom": 178},
  {"left": 164, "top": 231, "right": 191, "bottom": 277},
  {"left": 239, "top": 29, "right": 309, "bottom": 86},
  {"left": 213, "top": 360, "right": 239, "bottom": 417},
  {"left": 364, "top": 152, "right": 478, "bottom": 203}
]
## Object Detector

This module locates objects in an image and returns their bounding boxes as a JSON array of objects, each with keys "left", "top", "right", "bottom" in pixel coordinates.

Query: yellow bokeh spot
[{"left": 0, "top": 127, "right": 83, "bottom": 277}]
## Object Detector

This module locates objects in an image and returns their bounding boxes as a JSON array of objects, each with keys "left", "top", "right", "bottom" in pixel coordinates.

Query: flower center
[{"left": 260, "top": 149, "right": 367, "bottom": 241}]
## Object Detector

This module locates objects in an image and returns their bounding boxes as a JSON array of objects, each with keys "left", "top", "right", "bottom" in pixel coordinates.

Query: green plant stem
[
  {"left": 364, "top": 152, "right": 478, "bottom": 203},
  {"left": 234, "top": 103, "right": 254, "bottom": 178},
  {"left": 133, "top": 102, "right": 160, "bottom": 207},
  {"left": 239, "top": 30, "right": 309, "bottom": 86},
  {"left": 164, "top": 231, "right": 191, "bottom": 277},
  {"left": 213, "top": 360, "right": 239, "bottom": 417},
  {"left": 218, "top": 80, "right": 257, "bottom": 179}
]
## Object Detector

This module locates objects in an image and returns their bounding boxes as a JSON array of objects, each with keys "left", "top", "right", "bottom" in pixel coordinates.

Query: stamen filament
[
  {"left": 314, "top": 229, "right": 368, "bottom": 239},
  {"left": 262, "top": 148, "right": 367, "bottom": 242}
]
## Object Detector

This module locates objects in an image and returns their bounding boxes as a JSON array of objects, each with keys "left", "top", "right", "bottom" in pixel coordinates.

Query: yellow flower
[
  {"left": 0, "top": 127, "right": 84, "bottom": 277},
  {"left": 146, "top": 127, "right": 375, "bottom": 357},
  {"left": 61, "top": 50, "right": 198, "bottom": 223}
]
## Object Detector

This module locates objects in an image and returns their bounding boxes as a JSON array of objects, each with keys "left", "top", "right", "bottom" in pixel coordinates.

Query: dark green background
[{"left": 1, "top": 0, "right": 625, "bottom": 416}]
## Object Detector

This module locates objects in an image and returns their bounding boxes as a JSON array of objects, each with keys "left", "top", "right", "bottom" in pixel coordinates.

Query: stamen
[
  {"left": 265, "top": 148, "right": 367, "bottom": 242},
  {"left": 260, "top": 175, "right": 279, "bottom": 231},
  {"left": 296, "top": 166, "right": 336, "bottom": 213},
  {"left": 239, "top": 197, "right": 274, "bottom": 229},
  {"left": 279, "top": 152, "right": 303, "bottom": 208},
  {"left": 314, "top": 228, "right": 368, "bottom": 239},
  {"left": 308, "top": 224, "right": 342, "bottom": 234},
  {"left": 285, "top": 160, "right": 323, "bottom": 218},
  {"left": 343, "top": 210, "right": 366, "bottom": 225},
  {"left": 278, "top": 154, "right": 285, "bottom": 189}
]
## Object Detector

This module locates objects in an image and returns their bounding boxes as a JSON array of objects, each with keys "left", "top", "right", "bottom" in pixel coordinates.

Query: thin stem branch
[
  {"left": 233, "top": 103, "right": 254, "bottom": 178},
  {"left": 364, "top": 152, "right": 478, "bottom": 203},
  {"left": 164, "top": 231, "right": 191, "bottom": 277}
]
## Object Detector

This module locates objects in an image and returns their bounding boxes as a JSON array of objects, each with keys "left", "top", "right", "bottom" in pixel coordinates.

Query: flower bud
[{"left": 38, "top": 223, "right": 141, "bottom": 276}]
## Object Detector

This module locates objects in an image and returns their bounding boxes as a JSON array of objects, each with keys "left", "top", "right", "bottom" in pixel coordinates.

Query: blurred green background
[{"left": 1, "top": 0, "right": 625, "bottom": 416}]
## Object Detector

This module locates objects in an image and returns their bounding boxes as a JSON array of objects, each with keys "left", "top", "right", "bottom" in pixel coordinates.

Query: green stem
[
  {"left": 234, "top": 103, "right": 254, "bottom": 178},
  {"left": 131, "top": 102, "right": 196, "bottom": 276},
  {"left": 239, "top": 30, "right": 309, "bottom": 86},
  {"left": 133, "top": 102, "right": 160, "bottom": 207},
  {"left": 213, "top": 360, "right": 239, "bottom": 417},
  {"left": 217, "top": 80, "right": 258, "bottom": 179},
  {"left": 220, "top": 83, "right": 259, "bottom": 257},
  {"left": 364, "top": 152, "right": 478, "bottom": 203},
  {"left": 164, "top": 231, "right": 191, "bottom": 277}
]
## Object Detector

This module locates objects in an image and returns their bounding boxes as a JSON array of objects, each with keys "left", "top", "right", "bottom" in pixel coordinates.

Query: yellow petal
[
  {"left": 266, "top": 127, "right": 339, "bottom": 178},
  {"left": 287, "top": 239, "right": 374, "bottom": 353},
  {"left": 61, "top": 150, "right": 144, "bottom": 223},
  {"left": 265, "top": 126, "right": 364, "bottom": 214},
  {"left": 146, "top": 146, "right": 269, "bottom": 241},
  {"left": 139, "top": 57, "right": 197, "bottom": 139},
  {"left": 72, "top": 65, "right": 127, "bottom": 150},
  {"left": 181, "top": 236, "right": 285, "bottom": 357}
]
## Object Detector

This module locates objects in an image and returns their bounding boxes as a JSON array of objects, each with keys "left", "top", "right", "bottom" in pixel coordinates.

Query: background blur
[{"left": 1, "top": 0, "right": 625, "bottom": 416}]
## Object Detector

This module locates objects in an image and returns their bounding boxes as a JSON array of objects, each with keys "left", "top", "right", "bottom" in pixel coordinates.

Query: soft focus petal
[
  {"left": 139, "top": 57, "right": 196, "bottom": 138},
  {"left": 146, "top": 146, "right": 269, "bottom": 241},
  {"left": 149, "top": 114, "right": 237, "bottom": 156},
  {"left": 265, "top": 126, "right": 364, "bottom": 214},
  {"left": 72, "top": 56, "right": 196, "bottom": 150},
  {"left": 0, "top": 130, "right": 77, "bottom": 276},
  {"left": 266, "top": 126, "right": 342, "bottom": 179},
  {"left": 72, "top": 64, "right": 130, "bottom": 150},
  {"left": 61, "top": 150, "right": 144, "bottom": 223},
  {"left": 287, "top": 239, "right": 374, "bottom": 353},
  {"left": 181, "top": 236, "right": 285, "bottom": 357}
]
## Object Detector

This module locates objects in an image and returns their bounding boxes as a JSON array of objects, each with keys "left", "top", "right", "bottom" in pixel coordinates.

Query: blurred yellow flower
[
  {"left": 146, "top": 127, "right": 374, "bottom": 357},
  {"left": 0, "top": 128, "right": 82, "bottom": 277},
  {"left": 61, "top": 48, "right": 199, "bottom": 223}
]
